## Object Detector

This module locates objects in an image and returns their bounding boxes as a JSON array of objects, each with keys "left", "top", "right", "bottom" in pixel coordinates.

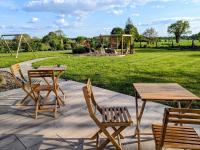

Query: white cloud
[
  {"left": 29, "top": 17, "right": 39, "bottom": 23},
  {"left": 58, "top": 14, "right": 65, "bottom": 18},
  {"left": 108, "top": 9, "right": 123, "bottom": 15},
  {"left": 152, "top": 5, "right": 165, "bottom": 8},
  {"left": 23, "top": 0, "right": 176, "bottom": 16},
  {"left": 55, "top": 18, "right": 69, "bottom": 27}
]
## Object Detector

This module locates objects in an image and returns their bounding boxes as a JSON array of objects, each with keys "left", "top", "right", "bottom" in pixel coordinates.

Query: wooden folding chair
[
  {"left": 152, "top": 108, "right": 200, "bottom": 150},
  {"left": 10, "top": 64, "right": 39, "bottom": 105},
  {"left": 28, "top": 70, "right": 59, "bottom": 119},
  {"left": 83, "top": 79, "right": 133, "bottom": 150}
]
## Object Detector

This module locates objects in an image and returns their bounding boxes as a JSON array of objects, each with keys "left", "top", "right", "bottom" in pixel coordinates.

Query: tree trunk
[
  {"left": 192, "top": 40, "right": 195, "bottom": 49},
  {"left": 175, "top": 35, "right": 180, "bottom": 43}
]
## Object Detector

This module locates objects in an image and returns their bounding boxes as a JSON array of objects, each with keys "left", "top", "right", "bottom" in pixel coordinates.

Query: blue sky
[{"left": 0, "top": 0, "right": 200, "bottom": 38}]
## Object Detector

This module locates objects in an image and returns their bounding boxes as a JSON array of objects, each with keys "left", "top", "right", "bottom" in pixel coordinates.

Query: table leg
[
  {"left": 134, "top": 92, "right": 146, "bottom": 150},
  {"left": 133, "top": 100, "right": 146, "bottom": 137},
  {"left": 135, "top": 94, "right": 140, "bottom": 150}
]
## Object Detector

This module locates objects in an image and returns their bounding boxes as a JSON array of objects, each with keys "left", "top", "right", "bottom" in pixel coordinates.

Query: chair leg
[
  {"left": 96, "top": 132, "right": 99, "bottom": 148},
  {"left": 45, "top": 90, "right": 52, "bottom": 103},
  {"left": 112, "top": 127, "right": 124, "bottom": 139},
  {"left": 17, "top": 94, "right": 29, "bottom": 105},
  {"left": 91, "top": 129, "right": 102, "bottom": 140},
  {"left": 35, "top": 99, "right": 39, "bottom": 119},
  {"left": 54, "top": 96, "right": 58, "bottom": 118},
  {"left": 98, "top": 126, "right": 126, "bottom": 150},
  {"left": 35, "top": 92, "right": 40, "bottom": 119}
]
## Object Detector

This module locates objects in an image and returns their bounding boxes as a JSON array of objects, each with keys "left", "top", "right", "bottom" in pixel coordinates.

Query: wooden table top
[
  {"left": 38, "top": 66, "right": 66, "bottom": 71},
  {"left": 133, "top": 83, "right": 200, "bottom": 101}
]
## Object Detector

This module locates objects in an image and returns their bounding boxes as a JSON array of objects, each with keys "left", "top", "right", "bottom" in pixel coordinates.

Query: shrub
[
  {"left": 39, "top": 43, "right": 50, "bottom": 51},
  {"left": 72, "top": 46, "right": 90, "bottom": 54}
]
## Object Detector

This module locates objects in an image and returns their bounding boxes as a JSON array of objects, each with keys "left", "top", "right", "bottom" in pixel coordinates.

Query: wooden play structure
[
  {"left": 0, "top": 34, "right": 33, "bottom": 58},
  {"left": 94, "top": 34, "right": 134, "bottom": 54}
]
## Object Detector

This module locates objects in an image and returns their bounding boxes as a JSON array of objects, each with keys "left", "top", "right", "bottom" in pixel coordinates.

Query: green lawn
[
  {"left": 32, "top": 49, "right": 200, "bottom": 108},
  {"left": 1, "top": 49, "right": 200, "bottom": 108},
  {"left": 134, "top": 39, "right": 200, "bottom": 48},
  {"left": 0, "top": 51, "right": 67, "bottom": 68}
]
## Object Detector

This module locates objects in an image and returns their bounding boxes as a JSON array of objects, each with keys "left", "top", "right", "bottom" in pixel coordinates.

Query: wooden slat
[
  {"left": 121, "top": 107, "right": 128, "bottom": 122},
  {"left": 102, "top": 107, "right": 106, "bottom": 123},
  {"left": 153, "top": 124, "right": 195, "bottom": 130},
  {"left": 154, "top": 135, "right": 200, "bottom": 142},
  {"left": 124, "top": 107, "right": 132, "bottom": 122},
  {"left": 117, "top": 107, "right": 124, "bottom": 122},
  {"left": 169, "top": 113, "right": 200, "bottom": 119},
  {"left": 169, "top": 119, "right": 200, "bottom": 125},
  {"left": 105, "top": 107, "right": 110, "bottom": 122},
  {"left": 113, "top": 107, "right": 119, "bottom": 122},
  {"left": 169, "top": 108, "right": 200, "bottom": 114},
  {"left": 110, "top": 107, "right": 114, "bottom": 122},
  {"left": 164, "top": 142, "right": 200, "bottom": 149}
]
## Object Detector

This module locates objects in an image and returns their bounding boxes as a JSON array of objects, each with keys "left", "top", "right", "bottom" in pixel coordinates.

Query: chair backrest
[
  {"left": 10, "top": 64, "right": 26, "bottom": 86},
  {"left": 158, "top": 108, "right": 200, "bottom": 148},
  {"left": 28, "top": 70, "right": 55, "bottom": 83},
  {"left": 82, "top": 79, "right": 102, "bottom": 122}
]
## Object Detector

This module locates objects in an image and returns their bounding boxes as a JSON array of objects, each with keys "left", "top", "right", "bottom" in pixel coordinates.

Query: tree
[
  {"left": 124, "top": 18, "right": 139, "bottom": 39},
  {"left": 111, "top": 27, "right": 124, "bottom": 35},
  {"left": 76, "top": 36, "right": 87, "bottom": 44},
  {"left": 167, "top": 20, "right": 190, "bottom": 43},
  {"left": 42, "top": 30, "right": 67, "bottom": 50},
  {"left": 190, "top": 32, "right": 200, "bottom": 41},
  {"left": 143, "top": 27, "right": 158, "bottom": 45},
  {"left": 136, "top": 35, "right": 146, "bottom": 48}
]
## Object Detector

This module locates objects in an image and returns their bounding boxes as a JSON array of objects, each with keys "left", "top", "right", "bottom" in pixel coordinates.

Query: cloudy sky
[{"left": 0, "top": 0, "right": 200, "bottom": 38}]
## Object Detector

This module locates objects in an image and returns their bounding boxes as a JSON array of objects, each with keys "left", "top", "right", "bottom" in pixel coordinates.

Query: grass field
[
  {"left": 1, "top": 49, "right": 199, "bottom": 108},
  {"left": 134, "top": 39, "right": 200, "bottom": 48},
  {"left": 32, "top": 49, "right": 200, "bottom": 108},
  {"left": 0, "top": 51, "right": 67, "bottom": 68}
]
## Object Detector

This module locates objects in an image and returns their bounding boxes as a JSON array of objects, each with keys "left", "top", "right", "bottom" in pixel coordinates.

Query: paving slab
[{"left": 0, "top": 80, "right": 199, "bottom": 150}]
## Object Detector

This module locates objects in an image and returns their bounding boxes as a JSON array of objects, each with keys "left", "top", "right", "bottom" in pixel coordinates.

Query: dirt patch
[{"left": 0, "top": 71, "right": 20, "bottom": 92}]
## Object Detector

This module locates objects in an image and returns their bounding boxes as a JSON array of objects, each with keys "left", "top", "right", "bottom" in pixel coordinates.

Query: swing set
[{"left": 0, "top": 34, "right": 33, "bottom": 58}]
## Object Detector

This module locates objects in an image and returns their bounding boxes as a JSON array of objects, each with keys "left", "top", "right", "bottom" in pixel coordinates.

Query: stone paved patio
[{"left": 0, "top": 80, "right": 199, "bottom": 150}]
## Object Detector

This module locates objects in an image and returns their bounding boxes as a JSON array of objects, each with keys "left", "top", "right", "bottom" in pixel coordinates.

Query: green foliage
[
  {"left": 192, "top": 32, "right": 200, "bottom": 41},
  {"left": 168, "top": 20, "right": 190, "bottom": 43},
  {"left": 76, "top": 36, "right": 87, "bottom": 43},
  {"left": 143, "top": 27, "right": 158, "bottom": 44},
  {"left": 39, "top": 43, "right": 50, "bottom": 51},
  {"left": 111, "top": 27, "right": 124, "bottom": 35},
  {"left": 42, "top": 30, "right": 68, "bottom": 51},
  {"left": 72, "top": 46, "right": 90, "bottom": 54},
  {"left": 124, "top": 17, "right": 139, "bottom": 39}
]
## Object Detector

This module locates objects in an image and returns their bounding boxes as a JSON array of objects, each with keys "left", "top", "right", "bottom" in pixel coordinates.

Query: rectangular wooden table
[
  {"left": 37, "top": 66, "right": 66, "bottom": 105},
  {"left": 132, "top": 83, "right": 200, "bottom": 150}
]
